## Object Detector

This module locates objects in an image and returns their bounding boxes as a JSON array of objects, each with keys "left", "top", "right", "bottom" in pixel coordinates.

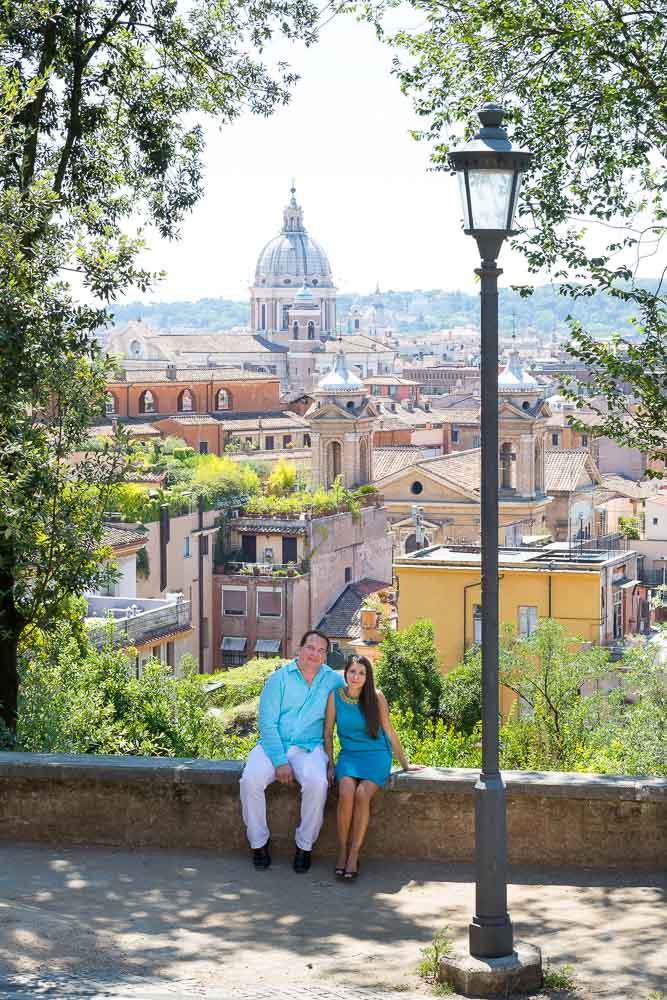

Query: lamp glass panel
[
  {"left": 508, "top": 172, "right": 524, "bottom": 230},
  {"left": 466, "top": 168, "right": 515, "bottom": 232},
  {"left": 456, "top": 171, "right": 472, "bottom": 229}
]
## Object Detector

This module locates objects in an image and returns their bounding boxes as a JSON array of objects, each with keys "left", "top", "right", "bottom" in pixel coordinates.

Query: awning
[
  {"left": 620, "top": 579, "right": 640, "bottom": 591},
  {"left": 254, "top": 638, "right": 281, "bottom": 654},
  {"left": 221, "top": 636, "right": 247, "bottom": 652}
]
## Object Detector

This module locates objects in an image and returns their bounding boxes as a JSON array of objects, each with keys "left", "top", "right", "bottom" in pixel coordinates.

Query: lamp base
[
  {"left": 469, "top": 915, "right": 514, "bottom": 959},
  {"left": 440, "top": 939, "right": 542, "bottom": 998}
]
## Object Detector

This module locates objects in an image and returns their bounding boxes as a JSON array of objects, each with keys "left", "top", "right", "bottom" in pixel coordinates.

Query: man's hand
[
  {"left": 275, "top": 764, "right": 294, "bottom": 785},
  {"left": 327, "top": 762, "right": 335, "bottom": 787}
]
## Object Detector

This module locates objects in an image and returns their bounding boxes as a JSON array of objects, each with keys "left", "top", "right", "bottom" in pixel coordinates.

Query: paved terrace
[
  {"left": 0, "top": 755, "right": 665, "bottom": 999},
  {"left": 0, "top": 845, "right": 664, "bottom": 999}
]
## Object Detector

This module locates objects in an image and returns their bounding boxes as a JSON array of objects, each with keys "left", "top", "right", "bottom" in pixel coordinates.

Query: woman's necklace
[{"left": 341, "top": 687, "right": 360, "bottom": 704}]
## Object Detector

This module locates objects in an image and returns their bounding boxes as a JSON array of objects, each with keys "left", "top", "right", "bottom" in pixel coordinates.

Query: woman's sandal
[
  {"left": 335, "top": 866, "right": 346, "bottom": 878},
  {"left": 343, "top": 863, "right": 360, "bottom": 880}
]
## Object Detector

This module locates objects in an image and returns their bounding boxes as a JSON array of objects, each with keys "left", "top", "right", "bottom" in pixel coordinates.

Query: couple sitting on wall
[{"left": 240, "top": 630, "right": 421, "bottom": 879}]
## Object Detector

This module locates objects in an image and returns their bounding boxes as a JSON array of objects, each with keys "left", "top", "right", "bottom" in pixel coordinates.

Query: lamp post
[{"left": 449, "top": 103, "right": 533, "bottom": 960}]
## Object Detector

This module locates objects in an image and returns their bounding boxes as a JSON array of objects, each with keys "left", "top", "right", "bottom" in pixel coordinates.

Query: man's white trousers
[{"left": 239, "top": 743, "right": 329, "bottom": 851}]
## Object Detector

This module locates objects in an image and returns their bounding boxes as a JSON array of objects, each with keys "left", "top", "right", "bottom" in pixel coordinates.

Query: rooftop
[
  {"left": 545, "top": 449, "right": 600, "bottom": 493},
  {"left": 317, "top": 579, "right": 391, "bottom": 639},
  {"left": 395, "top": 542, "right": 631, "bottom": 570}
]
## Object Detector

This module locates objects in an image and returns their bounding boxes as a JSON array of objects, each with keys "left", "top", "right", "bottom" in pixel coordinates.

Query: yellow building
[{"left": 395, "top": 543, "right": 646, "bottom": 713}]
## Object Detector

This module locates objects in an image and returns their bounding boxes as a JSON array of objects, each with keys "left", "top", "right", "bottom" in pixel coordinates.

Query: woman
[{"left": 324, "top": 654, "right": 422, "bottom": 880}]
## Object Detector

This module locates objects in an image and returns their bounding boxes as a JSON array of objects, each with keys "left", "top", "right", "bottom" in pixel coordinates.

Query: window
[
  {"left": 257, "top": 588, "right": 282, "bottom": 618},
  {"left": 473, "top": 605, "right": 482, "bottom": 646},
  {"left": 518, "top": 606, "right": 538, "bottom": 637},
  {"left": 166, "top": 641, "right": 175, "bottom": 670},
  {"left": 304, "top": 433, "right": 311, "bottom": 447},
  {"left": 552, "top": 432, "right": 559, "bottom": 446},
  {"left": 293, "top": 321, "right": 299, "bottom": 339},
  {"left": 282, "top": 536, "right": 297, "bottom": 564},
  {"left": 139, "top": 389, "right": 156, "bottom": 414},
  {"left": 451, "top": 427, "right": 460, "bottom": 444},
  {"left": 216, "top": 388, "right": 230, "bottom": 410},
  {"left": 260, "top": 304, "right": 266, "bottom": 330},
  {"left": 223, "top": 587, "right": 247, "bottom": 617},
  {"left": 183, "top": 536, "right": 191, "bottom": 558},
  {"left": 200, "top": 534, "right": 209, "bottom": 556},
  {"left": 282, "top": 305, "right": 290, "bottom": 330},
  {"left": 371, "top": 385, "right": 382, "bottom": 395},
  {"left": 265, "top": 435, "right": 274, "bottom": 450},
  {"left": 283, "top": 434, "right": 292, "bottom": 448},
  {"left": 345, "top": 566, "right": 352, "bottom": 583},
  {"left": 199, "top": 441, "right": 208, "bottom": 455},
  {"left": 354, "top": 319, "right": 360, "bottom": 330},
  {"left": 581, "top": 434, "right": 588, "bottom": 446},
  {"left": 410, "top": 480, "right": 423, "bottom": 495},
  {"left": 307, "top": 321, "right": 315, "bottom": 340},
  {"left": 245, "top": 437, "right": 253, "bottom": 447},
  {"left": 653, "top": 517, "right": 659, "bottom": 526},
  {"left": 179, "top": 389, "right": 194, "bottom": 412},
  {"left": 473, "top": 435, "right": 481, "bottom": 448},
  {"left": 388, "top": 385, "right": 397, "bottom": 397},
  {"left": 105, "top": 392, "right": 117, "bottom": 415}
]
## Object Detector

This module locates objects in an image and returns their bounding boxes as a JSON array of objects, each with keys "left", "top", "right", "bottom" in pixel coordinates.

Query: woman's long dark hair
[{"left": 344, "top": 655, "right": 380, "bottom": 740}]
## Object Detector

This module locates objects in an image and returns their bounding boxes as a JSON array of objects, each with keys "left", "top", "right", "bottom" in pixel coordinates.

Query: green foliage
[
  {"left": 219, "top": 697, "right": 260, "bottom": 736},
  {"left": 438, "top": 654, "right": 482, "bottom": 735},
  {"left": 267, "top": 458, "right": 297, "bottom": 497},
  {"left": 0, "top": 0, "right": 325, "bottom": 726},
  {"left": 418, "top": 927, "right": 453, "bottom": 986},
  {"left": 199, "top": 658, "right": 284, "bottom": 709},
  {"left": 17, "top": 621, "right": 255, "bottom": 760},
  {"left": 378, "top": 0, "right": 667, "bottom": 463},
  {"left": 618, "top": 516, "right": 641, "bottom": 540},
  {"left": 391, "top": 711, "right": 481, "bottom": 768},
  {"left": 542, "top": 963, "right": 576, "bottom": 991},
  {"left": 376, "top": 620, "right": 443, "bottom": 730},
  {"left": 499, "top": 620, "right": 611, "bottom": 771},
  {"left": 135, "top": 546, "right": 150, "bottom": 580}
]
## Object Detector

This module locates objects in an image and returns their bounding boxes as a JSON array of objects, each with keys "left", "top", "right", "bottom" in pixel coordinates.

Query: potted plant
[{"left": 360, "top": 594, "right": 383, "bottom": 630}]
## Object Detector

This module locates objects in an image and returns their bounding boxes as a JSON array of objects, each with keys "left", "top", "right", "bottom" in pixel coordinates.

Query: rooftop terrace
[{"left": 395, "top": 542, "right": 632, "bottom": 570}]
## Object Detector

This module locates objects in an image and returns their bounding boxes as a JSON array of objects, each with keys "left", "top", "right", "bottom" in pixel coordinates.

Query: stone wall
[{"left": 0, "top": 754, "right": 664, "bottom": 869}]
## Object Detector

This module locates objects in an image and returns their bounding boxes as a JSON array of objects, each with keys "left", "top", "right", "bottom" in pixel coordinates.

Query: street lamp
[{"left": 449, "top": 103, "right": 533, "bottom": 960}]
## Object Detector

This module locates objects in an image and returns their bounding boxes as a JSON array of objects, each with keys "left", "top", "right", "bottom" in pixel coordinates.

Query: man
[{"left": 239, "top": 630, "right": 344, "bottom": 873}]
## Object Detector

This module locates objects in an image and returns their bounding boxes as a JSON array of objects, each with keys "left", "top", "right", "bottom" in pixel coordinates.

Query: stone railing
[{"left": 0, "top": 754, "right": 664, "bottom": 869}]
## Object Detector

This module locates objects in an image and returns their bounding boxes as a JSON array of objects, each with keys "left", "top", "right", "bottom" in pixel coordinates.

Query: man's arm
[{"left": 258, "top": 670, "right": 289, "bottom": 768}]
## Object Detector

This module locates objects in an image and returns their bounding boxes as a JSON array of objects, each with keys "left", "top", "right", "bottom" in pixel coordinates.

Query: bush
[
  {"left": 375, "top": 619, "right": 443, "bottom": 730},
  {"left": 17, "top": 621, "right": 256, "bottom": 760},
  {"left": 200, "top": 658, "right": 284, "bottom": 709},
  {"left": 391, "top": 710, "right": 481, "bottom": 768},
  {"left": 439, "top": 654, "right": 482, "bottom": 734}
]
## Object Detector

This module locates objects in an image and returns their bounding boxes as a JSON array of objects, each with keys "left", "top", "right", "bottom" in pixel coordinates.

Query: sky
[{"left": 128, "top": 12, "right": 541, "bottom": 304}]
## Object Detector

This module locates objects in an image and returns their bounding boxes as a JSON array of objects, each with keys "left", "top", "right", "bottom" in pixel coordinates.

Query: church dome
[
  {"left": 498, "top": 349, "right": 540, "bottom": 392},
  {"left": 255, "top": 185, "right": 334, "bottom": 288},
  {"left": 317, "top": 340, "right": 365, "bottom": 394}
]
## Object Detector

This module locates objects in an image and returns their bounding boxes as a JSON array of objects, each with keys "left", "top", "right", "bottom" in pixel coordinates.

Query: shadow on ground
[{"left": 0, "top": 845, "right": 663, "bottom": 998}]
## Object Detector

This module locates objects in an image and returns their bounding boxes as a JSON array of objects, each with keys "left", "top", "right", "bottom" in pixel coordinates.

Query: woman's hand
[
  {"left": 403, "top": 762, "right": 425, "bottom": 771},
  {"left": 327, "top": 761, "right": 336, "bottom": 786}
]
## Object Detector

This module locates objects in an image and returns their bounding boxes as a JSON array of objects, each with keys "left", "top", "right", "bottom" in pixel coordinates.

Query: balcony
[
  {"left": 86, "top": 596, "right": 192, "bottom": 650},
  {"left": 219, "top": 561, "right": 308, "bottom": 579}
]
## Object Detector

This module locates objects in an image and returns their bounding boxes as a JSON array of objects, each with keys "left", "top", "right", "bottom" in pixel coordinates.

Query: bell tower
[
  {"left": 497, "top": 349, "right": 550, "bottom": 499},
  {"left": 306, "top": 339, "right": 377, "bottom": 488}
]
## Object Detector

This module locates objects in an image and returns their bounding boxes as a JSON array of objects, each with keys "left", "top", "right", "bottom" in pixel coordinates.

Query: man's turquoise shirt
[{"left": 259, "top": 659, "right": 345, "bottom": 768}]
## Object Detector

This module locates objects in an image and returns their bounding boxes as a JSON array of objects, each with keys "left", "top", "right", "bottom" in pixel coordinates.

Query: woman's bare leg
[
  {"left": 346, "top": 780, "right": 379, "bottom": 873},
  {"left": 336, "top": 777, "right": 357, "bottom": 869}
]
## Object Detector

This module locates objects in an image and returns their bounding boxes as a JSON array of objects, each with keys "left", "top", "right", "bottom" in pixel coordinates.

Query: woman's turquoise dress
[{"left": 334, "top": 687, "right": 393, "bottom": 788}]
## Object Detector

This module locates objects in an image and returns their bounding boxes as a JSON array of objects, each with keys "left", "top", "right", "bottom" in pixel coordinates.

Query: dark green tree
[
  {"left": 0, "top": 0, "right": 322, "bottom": 727},
  {"left": 375, "top": 618, "right": 443, "bottom": 729},
  {"left": 438, "top": 652, "right": 481, "bottom": 735},
  {"left": 374, "top": 0, "right": 667, "bottom": 461}
]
